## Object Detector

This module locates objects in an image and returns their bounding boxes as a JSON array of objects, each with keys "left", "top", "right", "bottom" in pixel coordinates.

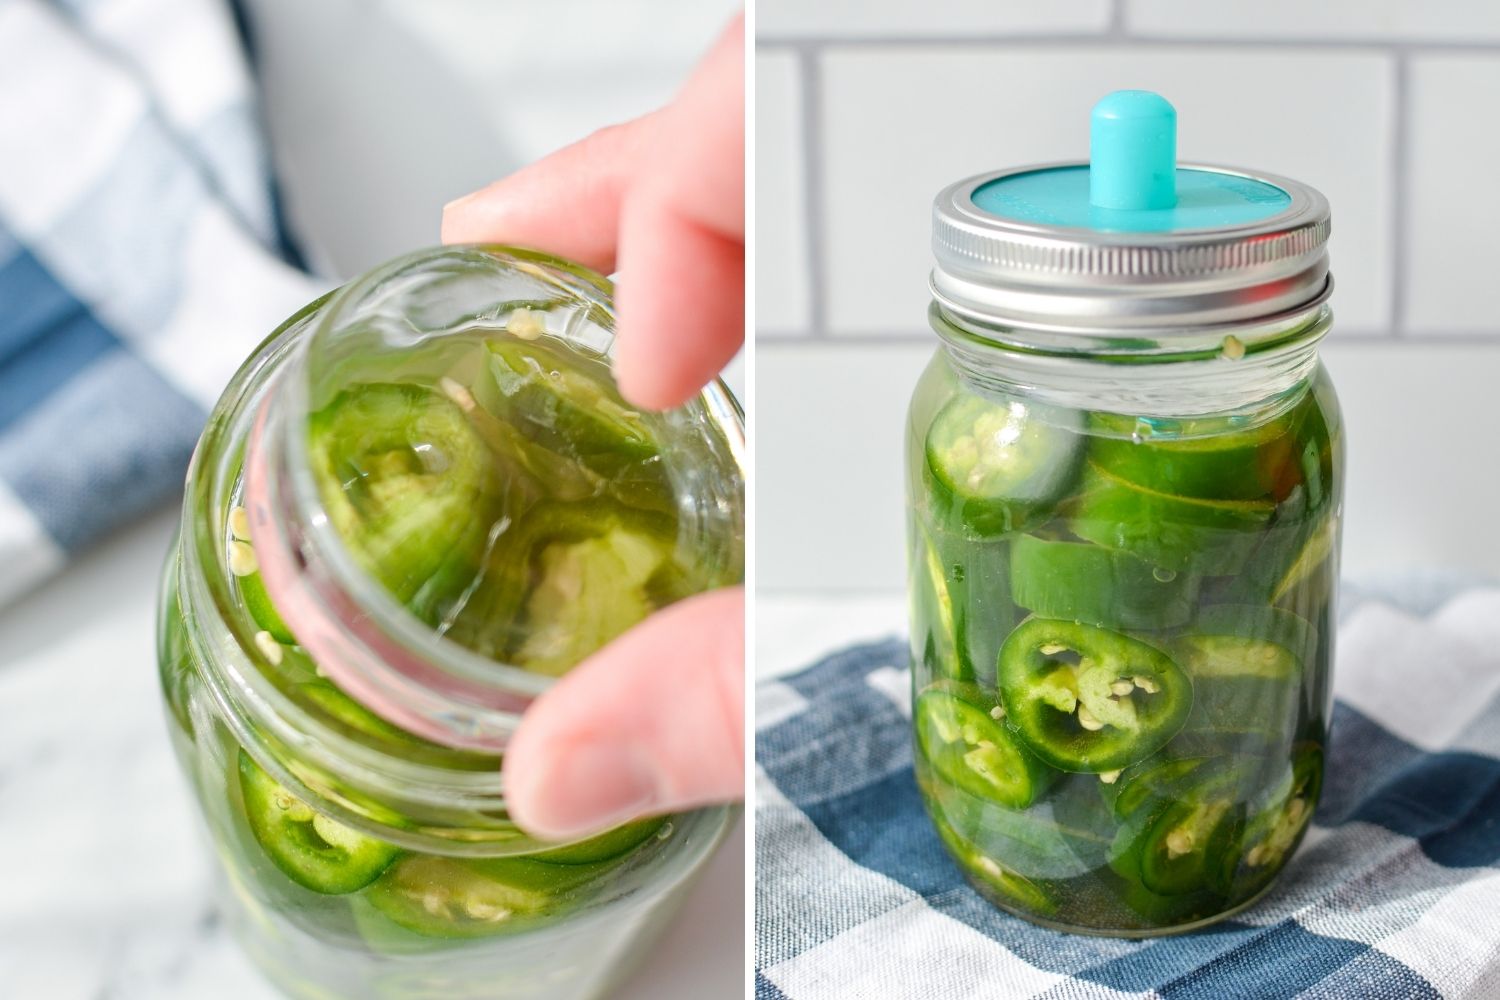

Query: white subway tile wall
[
  {"left": 820, "top": 46, "right": 1392, "bottom": 335},
  {"left": 758, "top": 1, "right": 1111, "bottom": 41},
  {"left": 757, "top": 0, "right": 1500, "bottom": 593},
  {"left": 755, "top": 51, "right": 810, "bottom": 334},
  {"left": 1127, "top": 1, "right": 1500, "bottom": 42},
  {"left": 1406, "top": 56, "right": 1500, "bottom": 332}
]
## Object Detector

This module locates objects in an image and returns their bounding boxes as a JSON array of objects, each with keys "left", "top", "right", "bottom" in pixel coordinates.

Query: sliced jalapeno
[
  {"left": 237, "top": 750, "right": 399, "bottom": 895},
  {"left": 1137, "top": 784, "right": 1244, "bottom": 896},
  {"left": 1100, "top": 752, "right": 1220, "bottom": 820},
  {"left": 956, "top": 538, "right": 1022, "bottom": 690},
  {"left": 1220, "top": 745, "right": 1321, "bottom": 896},
  {"left": 486, "top": 339, "right": 657, "bottom": 476},
  {"left": 445, "top": 504, "right": 679, "bottom": 671},
  {"left": 1190, "top": 604, "right": 1318, "bottom": 657},
  {"left": 297, "top": 681, "right": 443, "bottom": 750},
  {"left": 238, "top": 571, "right": 295, "bottom": 645},
  {"left": 921, "top": 759, "right": 1114, "bottom": 880},
  {"left": 512, "top": 521, "right": 674, "bottom": 676},
  {"left": 366, "top": 854, "right": 614, "bottom": 938},
  {"left": 308, "top": 383, "right": 498, "bottom": 614},
  {"left": 1172, "top": 614, "right": 1308, "bottom": 752},
  {"left": 924, "top": 394, "right": 1082, "bottom": 537},
  {"left": 997, "top": 619, "right": 1192, "bottom": 773},
  {"left": 532, "top": 817, "right": 668, "bottom": 864},
  {"left": 228, "top": 506, "right": 296, "bottom": 644},
  {"left": 1009, "top": 534, "right": 1199, "bottom": 631},
  {"left": 1109, "top": 760, "right": 1248, "bottom": 897},
  {"left": 1089, "top": 411, "right": 1300, "bottom": 502},
  {"left": 916, "top": 681, "right": 1056, "bottom": 809},
  {"left": 928, "top": 807, "right": 1058, "bottom": 915},
  {"left": 1271, "top": 514, "right": 1338, "bottom": 608},
  {"left": 910, "top": 527, "right": 966, "bottom": 681},
  {"left": 1069, "top": 461, "right": 1274, "bottom": 574}
]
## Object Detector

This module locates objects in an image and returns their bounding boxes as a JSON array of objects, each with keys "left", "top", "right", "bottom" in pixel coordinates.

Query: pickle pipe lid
[{"left": 930, "top": 90, "right": 1332, "bottom": 346}]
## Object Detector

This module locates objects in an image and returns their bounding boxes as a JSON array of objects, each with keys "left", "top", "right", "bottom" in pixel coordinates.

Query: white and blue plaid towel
[
  {"left": 0, "top": 0, "right": 320, "bottom": 606},
  {"left": 756, "top": 575, "right": 1500, "bottom": 999}
]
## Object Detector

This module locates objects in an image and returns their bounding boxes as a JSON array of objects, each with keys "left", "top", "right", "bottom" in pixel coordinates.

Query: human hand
[{"left": 441, "top": 13, "right": 745, "bottom": 841}]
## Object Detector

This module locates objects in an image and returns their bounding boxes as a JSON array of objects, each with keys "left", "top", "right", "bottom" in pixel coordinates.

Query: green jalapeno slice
[
  {"left": 955, "top": 538, "right": 1022, "bottom": 690},
  {"left": 1068, "top": 461, "right": 1274, "bottom": 575},
  {"left": 237, "top": 571, "right": 295, "bottom": 645},
  {"left": 1068, "top": 458, "right": 1278, "bottom": 575},
  {"left": 511, "top": 521, "right": 674, "bottom": 676},
  {"left": 919, "top": 765, "right": 1104, "bottom": 879},
  {"left": 1271, "top": 514, "right": 1338, "bottom": 608},
  {"left": 1009, "top": 534, "right": 1199, "bottom": 631},
  {"left": 927, "top": 807, "right": 1058, "bottom": 915},
  {"left": 366, "top": 854, "right": 616, "bottom": 938},
  {"left": 1172, "top": 610, "right": 1310, "bottom": 752},
  {"left": 910, "top": 528, "right": 966, "bottom": 681},
  {"left": 1221, "top": 745, "right": 1322, "bottom": 896},
  {"left": 1100, "top": 752, "right": 1220, "bottom": 820},
  {"left": 532, "top": 817, "right": 669, "bottom": 864},
  {"left": 924, "top": 394, "right": 1082, "bottom": 537},
  {"left": 486, "top": 339, "right": 657, "bottom": 476},
  {"left": 916, "top": 681, "right": 1056, "bottom": 809},
  {"left": 237, "top": 750, "right": 400, "bottom": 895},
  {"left": 1108, "top": 759, "right": 1250, "bottom": 897},
  {"left": 1135, "top": 777, "right": 1246, "bottom": 896},
  {"left": 997, "top": 619, "right": 1192, "bottom": 773},
  {"left": 1088, "top": 411, "right": 1301, "bottom": 502},
  {"left": 308, "top": 382, "right": 499, "bottom": 615},
  {"left": 227, "top": 505, "right": 296, "bottom": 644},
  {"left": 443, "top": 504, "right": 680, "bottom": 672}
]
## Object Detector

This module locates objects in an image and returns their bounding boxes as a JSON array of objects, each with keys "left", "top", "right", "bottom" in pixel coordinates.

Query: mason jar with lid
[
  {"left": 905, "top": 91, "right": 1343, "bottom": 935},
  {"left": 157, "top": 246, "right": 745, "bottom": 996}
]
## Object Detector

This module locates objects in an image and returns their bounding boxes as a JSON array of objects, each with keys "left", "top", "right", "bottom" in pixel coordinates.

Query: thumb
[{"left": 501, "top": 587, "right": 745, "bottom": 841}]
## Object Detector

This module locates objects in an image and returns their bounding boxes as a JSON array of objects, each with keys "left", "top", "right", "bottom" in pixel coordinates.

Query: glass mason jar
[
  {"left": 905, "top": 93, "right": 1344, "bottom": 936},
  {"left": 157, "top": 246, "right": 744, "bottom": 997}
]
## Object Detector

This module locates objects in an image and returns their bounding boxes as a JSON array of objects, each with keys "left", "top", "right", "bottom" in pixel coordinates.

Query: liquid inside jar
[
  {"left": 906, "top": 360, "right": 1342, "bottom": 935},
  {"left": 162, "top": 317, "right": 739, "bottom": 966}
]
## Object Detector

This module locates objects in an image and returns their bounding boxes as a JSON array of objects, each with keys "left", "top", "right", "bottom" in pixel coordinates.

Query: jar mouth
[
  {"left": 931, "top": 301, "right": 1332, "bottom": 423},
  {"left": 240, "top": 245, "right": 745, "bottom": 752},
  {"left": 180, "top": 245, "right": 744, "bottom": 848}
]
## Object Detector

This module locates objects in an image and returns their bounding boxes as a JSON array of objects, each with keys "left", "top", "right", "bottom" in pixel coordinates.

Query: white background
[{"left": 756, "top": 0, "right": 1500, "bottom": 596}]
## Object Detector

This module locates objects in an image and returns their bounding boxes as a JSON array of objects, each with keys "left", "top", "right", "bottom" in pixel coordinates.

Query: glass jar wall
[
  {"left": 157, "top": 247, "right": 744, "bottom": 997},
  {"left": 905, "top": 307, "right": 1343, "bottom": 935}
]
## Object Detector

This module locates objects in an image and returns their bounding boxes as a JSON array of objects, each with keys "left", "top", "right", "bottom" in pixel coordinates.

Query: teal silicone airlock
[{"left": 1088, "top": 90, "right": 1178, "bottom": 212}]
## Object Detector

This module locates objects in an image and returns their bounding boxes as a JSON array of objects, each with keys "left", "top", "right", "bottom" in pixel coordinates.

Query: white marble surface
[
  {"left": 0, "top": 507, "right": 744, "bottom": 999},
  {"left": 756, "top": 594, "right": 906, "bottom": 683}
]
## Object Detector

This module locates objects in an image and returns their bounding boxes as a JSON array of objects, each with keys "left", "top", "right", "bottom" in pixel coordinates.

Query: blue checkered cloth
[
  {"left": 0, "top": 0, "right": 320, "bottom": 606},
  {"left": 756, "top": 575, "right": 1500, "bottom": 999}
]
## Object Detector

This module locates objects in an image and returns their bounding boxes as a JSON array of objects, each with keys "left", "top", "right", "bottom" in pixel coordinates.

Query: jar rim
[
  {"left": 178, "top": 245, "right": 743, "bottom": 849},
  {"left": 245, "top": 245, "right": 745, "bottom": 751}
]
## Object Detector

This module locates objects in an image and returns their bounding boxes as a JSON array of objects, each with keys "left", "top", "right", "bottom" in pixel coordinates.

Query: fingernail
[
  {"left": 442, "top": 191, "right": 478, "bottom": 215},
  {"left": 513, "top": 741, "right": 660, "bottom": 840}
]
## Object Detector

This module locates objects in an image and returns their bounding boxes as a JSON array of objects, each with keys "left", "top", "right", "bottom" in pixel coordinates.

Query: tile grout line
[
  {"left": 758, "top": 29, "right": 1500, "bottom": 344},
  {"left": 755, "top": 35, "right": 1500, "bottom": 53},
  {"left": 757, "top": 330, "right": 1500, "bottom": 346},
  {"left": 1389, "top": 52, "right": 1411, "bottom": 338},
  {"left": 794, "top": 42, "right": 830, "bottom": 339}
]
